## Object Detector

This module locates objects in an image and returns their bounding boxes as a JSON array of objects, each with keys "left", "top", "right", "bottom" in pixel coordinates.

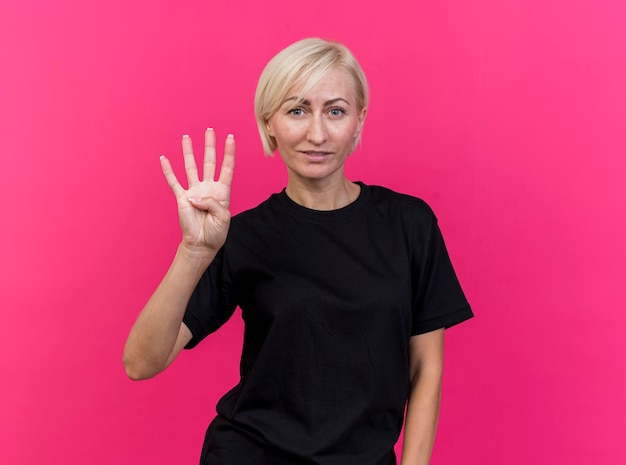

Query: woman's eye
[
  {"left": 328, "top": 108, "right": 345, "bottom": 117},
  {"left": 289, "top": 108, "right": 304, "bottom": 116}
]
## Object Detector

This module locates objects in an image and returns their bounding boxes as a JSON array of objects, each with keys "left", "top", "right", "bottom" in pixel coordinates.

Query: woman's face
[{"left": 266, "top": 67, "right": 367, "bottom": 185}]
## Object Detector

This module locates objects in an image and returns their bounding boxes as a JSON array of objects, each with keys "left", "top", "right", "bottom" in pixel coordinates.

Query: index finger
[{"left": 218, "top": 134, "right": 235, "bottom": 186}]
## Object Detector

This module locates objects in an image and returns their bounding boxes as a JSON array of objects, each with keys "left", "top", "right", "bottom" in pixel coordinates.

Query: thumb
[{"left": 188, "top": 196, "right": 230, "bottom": 220}]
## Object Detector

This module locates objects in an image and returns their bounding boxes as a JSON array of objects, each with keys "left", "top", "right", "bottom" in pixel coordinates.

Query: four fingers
[{"left": 161, "top": 129, "right": 235, "bottom": 193}]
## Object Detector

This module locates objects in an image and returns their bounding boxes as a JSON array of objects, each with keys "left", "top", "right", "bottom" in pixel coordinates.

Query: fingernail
[
  {"left": 189, "top": 196, "right": 202, "bottom": 203},
  {"left": 182, "top": 134, "right": 189, "bottom": 138},
  {"left": 227, "top": 133, "right": 234, "bottom": 139},
  {"left": 207, "top": 127, "right": 214, "bottom": 131}
]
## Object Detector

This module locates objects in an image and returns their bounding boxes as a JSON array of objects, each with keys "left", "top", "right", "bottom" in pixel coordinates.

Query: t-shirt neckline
[{"left": 276, "top": 181, "right": 370, "bottom": 222}]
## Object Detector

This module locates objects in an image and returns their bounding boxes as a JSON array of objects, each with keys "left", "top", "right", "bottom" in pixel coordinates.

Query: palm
[{"left": 161, "top": 129, "right": 235, "bottom": 252}]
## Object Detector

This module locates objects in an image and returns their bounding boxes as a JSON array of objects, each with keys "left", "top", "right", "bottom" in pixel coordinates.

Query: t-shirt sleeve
[
  {"left": 183, "top": 247, "right": 238, "bottom": 349},
  {"left": 410, "top": 206, "right": 473, "bottom": 335}
]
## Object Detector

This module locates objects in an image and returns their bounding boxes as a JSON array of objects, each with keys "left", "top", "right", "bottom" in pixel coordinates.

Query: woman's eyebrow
[
  {"left": 281, "top": 97, "right": 351, "bottom": 106},
  {"left": 324, "top": 98, "right": 351, "bottom": 106}
]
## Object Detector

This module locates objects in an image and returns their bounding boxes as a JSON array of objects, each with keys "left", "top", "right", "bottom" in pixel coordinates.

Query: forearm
[
  {"left": 401, "top": 328, "right": 445, "bottom": 465},
  {"left": 400, "top": 370, "right": 442, "bottom": 465},
  {"left": 123, "top": 244, "right": 215, "bottom": 379}
]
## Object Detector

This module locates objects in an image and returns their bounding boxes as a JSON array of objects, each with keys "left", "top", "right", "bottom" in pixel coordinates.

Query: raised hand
[{"left": 160, "top": 128, "right": 235, "bottom": 255}]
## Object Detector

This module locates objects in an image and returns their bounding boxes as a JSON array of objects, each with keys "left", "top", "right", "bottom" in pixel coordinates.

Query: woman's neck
[{"left": 285, "top": 177, "right": 361, "bottom": 211}]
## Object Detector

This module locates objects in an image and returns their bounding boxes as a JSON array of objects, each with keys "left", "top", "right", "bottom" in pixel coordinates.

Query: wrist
[{"left": 176, "top": 242, "right": 217, "bottom": 267}]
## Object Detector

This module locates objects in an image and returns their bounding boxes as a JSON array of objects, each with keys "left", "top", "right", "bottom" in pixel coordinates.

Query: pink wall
[{"left": 1, "top": 0, "right": 624, "bottom": 463}]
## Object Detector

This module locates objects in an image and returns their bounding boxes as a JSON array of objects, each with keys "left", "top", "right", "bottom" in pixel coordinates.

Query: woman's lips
[{"left": 300, "top": 150, "right": 332, "bottom": 161}]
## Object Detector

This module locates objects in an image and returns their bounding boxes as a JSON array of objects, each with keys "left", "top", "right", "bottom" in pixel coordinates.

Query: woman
[{"left": 123, "top": 38, "right": 473, "bottom": 465}]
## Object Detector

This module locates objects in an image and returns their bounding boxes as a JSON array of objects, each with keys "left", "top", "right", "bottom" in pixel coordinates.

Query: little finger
[{"left": 160, "top": 155, "right": 185, "bottom": 197}]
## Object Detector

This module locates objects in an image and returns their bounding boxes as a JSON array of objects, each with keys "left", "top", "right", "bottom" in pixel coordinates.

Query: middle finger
[{"left": 203, "top": 128, "right": 217, "bottom": 181}]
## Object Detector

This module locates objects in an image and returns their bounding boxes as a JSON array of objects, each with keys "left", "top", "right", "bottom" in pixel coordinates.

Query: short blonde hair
[{"left": 254, "top": 38, "right": 369, "bottom": 155}]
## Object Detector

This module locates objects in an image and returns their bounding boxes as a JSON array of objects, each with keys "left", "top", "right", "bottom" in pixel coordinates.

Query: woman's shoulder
[
  {"left": 230, "top": 192, "right": 284, "bottom": 226},
  {"left": 362, "top": 183, "right": 436, "bottom": 220}
]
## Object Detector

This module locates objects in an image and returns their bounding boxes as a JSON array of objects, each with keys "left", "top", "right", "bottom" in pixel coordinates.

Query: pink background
[{"left": 1, "top": 0, "right": 624, "bottom": 463}]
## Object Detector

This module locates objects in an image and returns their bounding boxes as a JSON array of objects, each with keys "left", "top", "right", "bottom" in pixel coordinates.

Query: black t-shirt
[{"left": 183, "top": 183, "right": 473, "bottom": 465}]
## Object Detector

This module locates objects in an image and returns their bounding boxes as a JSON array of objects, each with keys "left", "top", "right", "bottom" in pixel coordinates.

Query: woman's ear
[
  {"left": 351, "top": 107, "right": 368, "bottom": 152},
  {"left": 354, "top": 107, "right": 368, "bottom": 139},
  {"left": 266, "top": 120, "right": 274, "bottom": 137}
]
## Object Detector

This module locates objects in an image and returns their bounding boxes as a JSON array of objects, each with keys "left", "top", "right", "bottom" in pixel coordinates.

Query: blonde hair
[{"left": 254, "top": 38, "right": 369, "bottom": 155}]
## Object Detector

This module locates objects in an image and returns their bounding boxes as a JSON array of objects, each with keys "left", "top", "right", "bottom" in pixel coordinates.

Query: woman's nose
[{"left": 307, "top": 114, "right": 328, "bottom": 145}]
